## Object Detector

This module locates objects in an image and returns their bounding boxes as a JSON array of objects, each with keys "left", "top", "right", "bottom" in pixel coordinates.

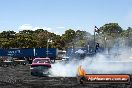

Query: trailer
[
  {"left": 0, "top": 48, "right": 57, "bottom": 65},
  {"left": 0, "top": 48, "right": 57, "bottom": 58}
]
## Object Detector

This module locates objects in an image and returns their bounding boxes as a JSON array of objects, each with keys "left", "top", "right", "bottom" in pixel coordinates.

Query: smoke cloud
[
  {"left": 50, "top": 47, "right": 132, "bottom": 77},
  {"left": 50, "top": 36, "right": 132, "bottom": 77}
]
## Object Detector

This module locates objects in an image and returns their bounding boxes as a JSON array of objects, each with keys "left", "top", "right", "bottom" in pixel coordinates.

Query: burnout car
[{"left": 30, "top": 58, "right": 51, "bottom": 76}]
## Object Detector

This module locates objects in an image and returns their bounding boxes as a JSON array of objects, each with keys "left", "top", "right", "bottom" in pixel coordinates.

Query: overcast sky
[{"left": 0, "top": 0, "right": 132, "bottom": 35}]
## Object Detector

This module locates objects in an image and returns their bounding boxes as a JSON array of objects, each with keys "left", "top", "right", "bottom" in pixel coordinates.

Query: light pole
[
  {"left": 94, "top": 26, "right": 100, "bottom": 53},
  {"left": 94, "top": 27, "right": 96, "bottom": 53},
  {"left": 104, "top": 36, "right": 107, "bottom": 54},
  {"left": 46, "top": 39, "right": 52, "bottom": 58},
  {"left": 46, "top": 39, "right": 49, "bottom": 57},
  {"left": 46, "top": 31, "right": 49, "bottom": 58}
]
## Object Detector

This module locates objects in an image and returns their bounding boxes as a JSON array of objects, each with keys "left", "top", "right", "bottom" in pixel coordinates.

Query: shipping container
[{"left": 0, "top": 48, "right": 57, "bottom": 59}]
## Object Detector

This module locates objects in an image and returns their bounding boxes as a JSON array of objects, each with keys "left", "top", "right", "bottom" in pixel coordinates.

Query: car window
[{"left": 33, "top": 59, "right": 40, "bottom": 63}]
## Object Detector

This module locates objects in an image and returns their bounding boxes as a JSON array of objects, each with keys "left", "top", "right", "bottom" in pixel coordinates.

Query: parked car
[
  {"left": 0, "top": 57, "right": 15, "bottom": 67},
  {"left": 13, "top": 57, "right": 28, "bottom": 65},
  {"left": 62, "top": 56, "right": 69, "bottom": 61},
  {"left": 30, "top": 58, "right": 51, "bottom": 76}
]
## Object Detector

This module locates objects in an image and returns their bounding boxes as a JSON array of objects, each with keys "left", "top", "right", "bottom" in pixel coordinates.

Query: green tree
[
  {"left": 35, "top": 30, "right": 50, "bottom": 48},
  {"left": 75, "top": 30, "right": 92, "bottom": 47},
  {"left": 14, "top": 34, "right": 37, "bottom": 48},
  {"left": 0, "top": 31, "right": 16, "bottom": 39},
  {"left": 97, "top": 23, "right": 123, "bottom": 52},
  {"left": 61, "top": 29, "right": 76, "bottom": 48},
  {"left": 99, "top": 23, "right": 123, "bottom": 37},
  {"left": 19, "top": 30, "right": 34, "bottom": 34},
  {"left": 34, "top": 29, "right": 44, "bottom": 33}
]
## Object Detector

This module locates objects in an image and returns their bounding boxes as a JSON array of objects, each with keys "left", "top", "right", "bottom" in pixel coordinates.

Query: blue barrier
[{"left": 0, "top": 48, "right": 57, "bottom": 58}]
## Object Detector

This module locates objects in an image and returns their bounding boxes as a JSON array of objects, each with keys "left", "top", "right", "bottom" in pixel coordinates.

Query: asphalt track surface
[{"left": 0, "top": 65, "right": 132, "bottom": 88}]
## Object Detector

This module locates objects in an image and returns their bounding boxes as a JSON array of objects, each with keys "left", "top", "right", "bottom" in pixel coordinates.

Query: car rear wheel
[{"left": 79, "top": 77, "right": 86, "bottom": 84}]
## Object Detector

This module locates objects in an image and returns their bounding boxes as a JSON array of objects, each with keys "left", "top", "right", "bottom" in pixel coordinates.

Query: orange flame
[{"left": 77, "top": 65, "right": 86, "bottom": 76}]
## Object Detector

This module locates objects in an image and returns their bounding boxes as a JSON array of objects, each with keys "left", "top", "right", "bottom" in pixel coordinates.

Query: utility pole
[
  {"left": 46, "top": 38, "right": 52, "bottom": 58},
  {"left": 94, "top": 26, "right": 99, "bottom": 53},
  {"left": 94, "top": 27, "right": 96, "bottom": 53},
  {"left": 46, "top": 39, "right": 49, "bottom": 57},
  {"left": 46, "top": 31, "right": 49, "bottom": 58}
]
